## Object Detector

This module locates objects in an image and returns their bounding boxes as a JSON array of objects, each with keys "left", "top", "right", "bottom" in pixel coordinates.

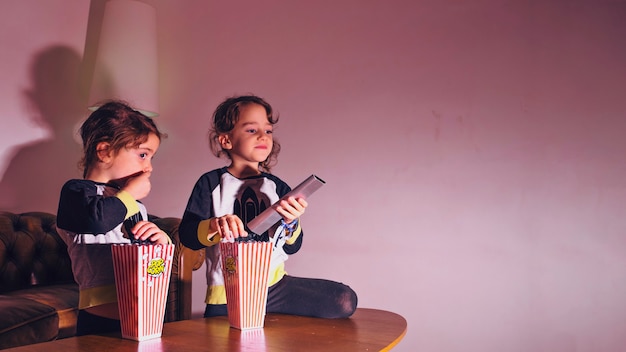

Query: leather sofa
[{"left": 0, "top": 211, "right": 204, "bottom": 350}]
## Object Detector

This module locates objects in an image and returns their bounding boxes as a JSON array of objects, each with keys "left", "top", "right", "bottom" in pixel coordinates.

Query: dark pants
[
  {"left": 204, "top": 275, "right": 358, "bottom": 319},
  {"left": 76, "top": 310, "right": 121, "bottom": 336}
]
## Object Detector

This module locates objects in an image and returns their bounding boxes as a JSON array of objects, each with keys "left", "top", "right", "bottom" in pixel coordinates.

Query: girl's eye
[
  {"left": 139, "top": 153, "right": 148, "bottom": 159},
  {"left": 246, "top": 129, "right": 257, "bottom": 134},
  {"left": 265, "top": 130, "right": 273, "bottom": 135}
]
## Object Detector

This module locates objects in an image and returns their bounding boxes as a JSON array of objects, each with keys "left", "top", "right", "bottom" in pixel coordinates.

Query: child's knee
[{"left": 336, "top": 286, "right": 358, "bottom": 318}]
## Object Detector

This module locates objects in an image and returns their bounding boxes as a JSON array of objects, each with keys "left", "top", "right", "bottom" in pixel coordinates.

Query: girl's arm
[
  {"left": 179, "top": 172, "right": 222, "bottom": 250},
  {"left": 57, "top": 179, "right": 137, "bottom": 234}
]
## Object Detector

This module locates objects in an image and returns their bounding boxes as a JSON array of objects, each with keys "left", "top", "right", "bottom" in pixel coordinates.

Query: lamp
[{"left": 88, "top": 0, "right": 159, "bottom": 117}]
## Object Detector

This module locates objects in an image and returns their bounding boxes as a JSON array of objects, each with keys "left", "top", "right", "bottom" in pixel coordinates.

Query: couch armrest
[{"left": 152, "top": 217, "right": 204, "bottom": 322}]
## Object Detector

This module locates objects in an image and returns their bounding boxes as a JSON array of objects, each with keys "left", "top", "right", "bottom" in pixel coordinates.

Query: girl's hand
[
  {"left": 132, "top": 221, "right": 170, "bottom": 245},
  {"left": 210, "top": 214, "right": 248, "bottom": 242},
  {"left": 275, "top": 196, "right": 307, "bottom": 224},
  {"left": 122, "top": 171, "right": 152, "bottom": 200}
]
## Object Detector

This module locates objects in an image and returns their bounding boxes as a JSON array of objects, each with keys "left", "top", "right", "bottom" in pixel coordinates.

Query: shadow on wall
[{"left": 0, "top": 45, "right": 85, "bottom": 214}]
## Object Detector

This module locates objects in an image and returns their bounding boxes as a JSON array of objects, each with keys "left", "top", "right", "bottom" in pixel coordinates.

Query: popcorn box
[
  {"left": 111, "top": 244, "right": 175, "bottom": 341},
  {"left": 220, "top": 241, "right": 272, "bottom": 330}
]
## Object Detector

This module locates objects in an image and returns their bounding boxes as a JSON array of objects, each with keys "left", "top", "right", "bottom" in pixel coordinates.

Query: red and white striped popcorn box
[
  {"left": 111, "top": 244, "right": 175, "bottom": 341},
  {"left": 220, "top": 241, "right": 272, "bottom": 330}
]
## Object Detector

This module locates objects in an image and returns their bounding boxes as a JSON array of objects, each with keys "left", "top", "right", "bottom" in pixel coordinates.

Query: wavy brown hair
[
  {"left": 208, "top": 95, "right": 281, "bottom": 173},
  {"left": 79, "top": 100, "right": 165, "bottom": 178}
]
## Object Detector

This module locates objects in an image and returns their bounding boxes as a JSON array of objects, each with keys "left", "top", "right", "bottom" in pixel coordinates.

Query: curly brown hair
[
  {"left": 79, "top": 100, "right": 165, "bottom": 178},
  {"left": 208, "top": 95, "right": 281, "bottom": 173}
]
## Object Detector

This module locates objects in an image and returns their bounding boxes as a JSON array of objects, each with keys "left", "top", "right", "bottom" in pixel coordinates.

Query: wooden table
[{"left": 6, "top": 308, "right": 407, "bottom": 351}]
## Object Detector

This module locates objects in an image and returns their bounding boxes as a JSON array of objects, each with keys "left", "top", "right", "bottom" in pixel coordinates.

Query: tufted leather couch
[{"left": 0, "top": 212, "right": 204, "bottom": 350}]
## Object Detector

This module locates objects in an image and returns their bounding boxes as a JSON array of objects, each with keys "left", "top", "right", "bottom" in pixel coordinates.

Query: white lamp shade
[{"left": 88, "top": 0, "right": 159, "bottom": 117}]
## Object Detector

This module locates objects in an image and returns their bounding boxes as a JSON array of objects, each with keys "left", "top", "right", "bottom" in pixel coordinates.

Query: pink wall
[{"left": 2, "top": 1, "right": 626, "bottom": 350}]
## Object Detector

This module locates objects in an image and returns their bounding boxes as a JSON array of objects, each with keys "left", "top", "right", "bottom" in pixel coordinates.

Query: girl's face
[
  {"left": 220, "top": 103, "right": 273, "bottom": 168},
  {"left": 106, "top": 132, "right": 160, "bottom": 181}
]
